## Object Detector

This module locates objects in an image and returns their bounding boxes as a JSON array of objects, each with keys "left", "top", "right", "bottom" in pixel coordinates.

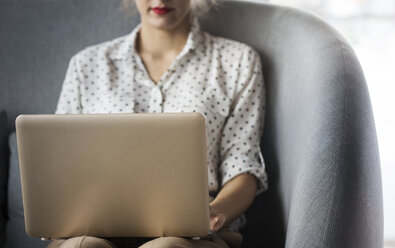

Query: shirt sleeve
[
  {"left": 219, "top": 46, "right": 268, "bottom": 195},
  {"left": 55, "top": 55, "right": 83, "bottom": 114}
]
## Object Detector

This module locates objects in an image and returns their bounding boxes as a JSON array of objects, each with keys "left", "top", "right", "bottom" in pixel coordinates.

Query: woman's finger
[{"left": 212, "top": 213, "right": 226, "bottom": 232}]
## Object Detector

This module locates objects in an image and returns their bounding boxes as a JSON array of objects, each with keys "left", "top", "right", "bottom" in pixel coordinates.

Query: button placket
[{"left": 149, "top": 86, "right": 164, "bottom": 113}]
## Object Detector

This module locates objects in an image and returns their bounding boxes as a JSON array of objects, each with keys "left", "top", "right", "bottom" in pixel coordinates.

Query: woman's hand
[
  {"left": 208, "top": 174, "right": 257, "bottom": 232},
  {"left": 209, "top": 204, "right": 227, "bottom": 232}
]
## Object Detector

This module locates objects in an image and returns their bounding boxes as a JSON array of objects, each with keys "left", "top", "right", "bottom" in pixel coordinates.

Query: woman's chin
[{"left": 145, "top": 18, "right": 183, "bottom": 31}]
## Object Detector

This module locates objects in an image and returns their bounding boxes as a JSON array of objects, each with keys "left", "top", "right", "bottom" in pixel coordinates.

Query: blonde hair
[
  {"left": 121, "top": 0, "right": 217, "bottom": 18},
  {"left": 190, "top": 0, "right": 218, "bottom": 17}
]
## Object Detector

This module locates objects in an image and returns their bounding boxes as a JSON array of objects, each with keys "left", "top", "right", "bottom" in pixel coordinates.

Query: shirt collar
[{"left": 108, "top": 17, "right": 204, "bottom": 61}]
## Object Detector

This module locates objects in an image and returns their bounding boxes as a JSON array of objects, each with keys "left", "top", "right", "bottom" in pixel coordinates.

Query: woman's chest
[
  {"left": 81, "top": 51, "right": 240, "bottom": 130},
  {"left": 82, "top": 77, "right": 233, "bottom": 141}
]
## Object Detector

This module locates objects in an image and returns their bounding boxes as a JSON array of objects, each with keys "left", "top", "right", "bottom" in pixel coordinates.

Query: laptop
[{"left": 15, "top": 112, "right": 210, "bottom": 240}]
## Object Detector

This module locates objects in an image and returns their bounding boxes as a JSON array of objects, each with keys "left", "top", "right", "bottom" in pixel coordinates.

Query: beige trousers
[{"left": 46, "top": 230, "right": 241, "bottom": 248}]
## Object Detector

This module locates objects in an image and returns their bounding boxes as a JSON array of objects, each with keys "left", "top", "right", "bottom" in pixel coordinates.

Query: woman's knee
[
  {"left": 139, "top": 237, "right": 193, "bottom": 248},
  {"left": 47, "top": 236, "right": 116, "bottom": 248}
]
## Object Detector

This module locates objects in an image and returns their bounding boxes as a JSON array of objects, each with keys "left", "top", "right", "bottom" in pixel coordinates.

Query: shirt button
[
  {"left": 150, "top": 86, "right": 163, "bottom": 112},
  {"left": 153, "top": 86, "right": 162, "bottom": 95}
]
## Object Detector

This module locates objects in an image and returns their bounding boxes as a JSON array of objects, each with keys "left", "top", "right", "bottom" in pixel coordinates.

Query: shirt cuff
[{"left": 220, "top": 146, "right": 268, "bottom": 196}]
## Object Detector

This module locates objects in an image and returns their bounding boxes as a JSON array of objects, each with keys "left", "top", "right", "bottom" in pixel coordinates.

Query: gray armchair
[{"left": 0, "top": 0, "right": 383, "bottom": 247}]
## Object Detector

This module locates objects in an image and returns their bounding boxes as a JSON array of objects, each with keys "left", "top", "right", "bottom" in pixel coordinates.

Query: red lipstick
[{"left": 152, "top": 7, "right": 172, "bottom": 15}]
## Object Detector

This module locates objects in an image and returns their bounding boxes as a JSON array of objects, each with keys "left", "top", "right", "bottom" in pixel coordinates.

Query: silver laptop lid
[{"left": 15, "top": 113, "right": 210, "bottom": 239}]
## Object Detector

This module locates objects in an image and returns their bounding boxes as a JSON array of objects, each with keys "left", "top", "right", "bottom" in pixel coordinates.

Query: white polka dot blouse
[{"left": 55, "top": 18, "right": 268, "bottom": 231}]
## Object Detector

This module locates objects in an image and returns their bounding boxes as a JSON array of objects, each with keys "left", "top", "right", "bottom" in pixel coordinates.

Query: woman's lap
[
  {"left": 46, "top": 236, "right": 116, "bottom": 248},
  {"left": 46, "top": 235, "right": 230, "bottom": 248}
]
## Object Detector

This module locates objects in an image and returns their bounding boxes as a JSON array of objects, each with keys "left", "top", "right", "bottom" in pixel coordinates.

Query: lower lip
[{"left": 152, "top": 8, "right": 172, "bottom": 15}]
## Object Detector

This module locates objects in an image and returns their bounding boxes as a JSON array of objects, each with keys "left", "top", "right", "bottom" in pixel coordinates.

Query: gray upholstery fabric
[
  {"left": 0, "top": 111, "right": 8, "bottom": 247},
  {"left": 4, "top": 132, "right": 50, "bottom": 248},
  {"left": 0, "top": 0, "right": 383, "bottom": 247},
  {"left": 202, "top": 3, "right": 383, "bottom": 247},
  {"left": 0, "top": 0, "right": 139, "bottom": 132},
  {"left": 200, "top": 2, "right": 383, "bottom": 247}
]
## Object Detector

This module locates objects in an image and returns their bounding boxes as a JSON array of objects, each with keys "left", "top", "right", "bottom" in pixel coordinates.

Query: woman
[{"left": 49, "top": 0, "right": 268, "bottom": 247}]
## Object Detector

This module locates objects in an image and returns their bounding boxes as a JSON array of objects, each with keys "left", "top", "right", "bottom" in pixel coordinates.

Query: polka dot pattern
[{"left": 55, "top": 18, "right": 268, "bottom": 231}]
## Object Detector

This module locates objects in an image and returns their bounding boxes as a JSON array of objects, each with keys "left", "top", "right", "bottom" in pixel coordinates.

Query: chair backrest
[
  {"left": 200, "top": 1, "right": 382, "bottom": 247},
  {"left": 0, "top": 0, "right": 138, "bottom": 131},
  {"left": 0, "top": 0, "right": 383, "bottom": 247}
]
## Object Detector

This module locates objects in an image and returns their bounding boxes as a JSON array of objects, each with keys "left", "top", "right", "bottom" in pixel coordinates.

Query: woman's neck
[{"left": 136, "top": 17, "right": 191, "bottom": 59}]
